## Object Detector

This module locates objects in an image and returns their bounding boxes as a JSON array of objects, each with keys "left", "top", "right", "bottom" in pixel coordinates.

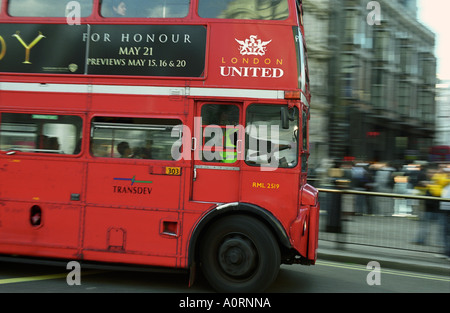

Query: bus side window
[
  {"left": 200, "top": 104, "right": 240, "bottom": 163},
  {"left": 90, "top": 117, "right": 182, "bottom": 160},
  {"left": 0, "top": 113, "right": 82, "bottom": 155}
]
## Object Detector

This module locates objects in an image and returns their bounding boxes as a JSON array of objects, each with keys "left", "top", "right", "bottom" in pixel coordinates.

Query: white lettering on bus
[
  {"left": 220, "top": 66, "right": 284, "bottom": 78},
  {"left": 121, "top": 33, "right": 191, "bottom": 44},
  {"left": 221, "top": 57, "right": 283, "bottom": 66},
  {"left": 87, "top": 58, "right": 126, "bottom": 66},
  {"left": 83, "top": 32, "right": 111, "bottom": 42},
  {"left": 82, "top": 33, "right": 191, "bottom": 44},
  {"left": 119, "top": 46, "right": 141, "bottom": 55}
]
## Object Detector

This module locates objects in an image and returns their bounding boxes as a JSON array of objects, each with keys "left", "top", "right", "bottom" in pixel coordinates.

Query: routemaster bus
[{"left": 0, "top": 0, "right": 319, "bottom": 292}]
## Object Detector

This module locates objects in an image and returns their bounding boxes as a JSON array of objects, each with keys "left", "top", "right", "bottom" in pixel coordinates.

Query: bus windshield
[
  {"left": 245, "top": 104, "right": 298, "bottom": 168},
  {"left": 198, "top": 0, "right": 289, "bottom": 20}
]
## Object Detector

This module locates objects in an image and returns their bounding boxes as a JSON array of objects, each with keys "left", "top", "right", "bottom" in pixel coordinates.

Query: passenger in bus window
[
  {"left": 134, "top": 140, "right": 153, "bottom": 159},
  {"left": 73, "top": 139, "right": 82, "bottom": 155},
  {"left": 92, "top": 143, "right": 109, "bottom": 157},
  {"left": 117, "top": 141, "right": 132, "bottom": 158},
  {"left": 112, "top": 0, "right": 127, "bottom": 17},
  {"left": 41, "top": 136, "right": 60, "bottom": 153},
  {"left": 47, "top": 137, "right": 60, "bottom": 152},
  {"left": 133, "top": 147, "right": 145, "bottom": 159}
]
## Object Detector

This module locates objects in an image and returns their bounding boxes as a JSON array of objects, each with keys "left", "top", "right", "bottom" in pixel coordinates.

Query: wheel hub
[{"left": 218, "top": 236, "right": 257, "bottom": 277}]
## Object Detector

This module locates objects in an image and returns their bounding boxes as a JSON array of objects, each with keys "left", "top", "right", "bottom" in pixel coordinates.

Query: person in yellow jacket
[
  {"left": 414, "top": 167, "right": 450, "bottom": 245},
  {"left": 428, "top": 171, "right": 450, "bottom": 197},
  {"left": 222, "top": 127, "right": 238, "bottom": 163}
]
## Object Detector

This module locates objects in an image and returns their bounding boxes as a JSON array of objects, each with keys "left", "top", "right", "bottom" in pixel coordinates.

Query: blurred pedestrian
[
  {"left": 439, "top": 168, "right": 450, "bottom": 260},
  {"left": 407, "top": 163, "right": 427, "bottom": 190},
  {"left": 351, "top": 163, "right": 373, "bottom": 215},
  {"left": 406, "top": 163, "right": 427, "bottom": 216},
  {"left": 315, "top": 158, "right": 334, "bottom": 187},
  {"left": 374, "top": 162, "right": 395, "bottom": 215},
  {"left": 325, "top": 161, "right": 349, "bottom": 233},
  {"left": 393, "top": 172, "right": 410, "bottom": 216},
  {"left": 374, "top": 162, "right": 395, "bottom": 192},
  {"left": 414, "top": 167, "right": 447, "bottom": 246}
]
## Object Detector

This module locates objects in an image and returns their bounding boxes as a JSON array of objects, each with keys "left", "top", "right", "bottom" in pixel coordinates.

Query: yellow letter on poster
[{"left": 12, "top": 31, "right": 46, "bottom": 64}]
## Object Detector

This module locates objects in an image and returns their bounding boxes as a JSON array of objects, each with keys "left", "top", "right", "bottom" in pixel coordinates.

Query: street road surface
[{"left": 0, "top": 256, "right": 448, "bottom": 294}]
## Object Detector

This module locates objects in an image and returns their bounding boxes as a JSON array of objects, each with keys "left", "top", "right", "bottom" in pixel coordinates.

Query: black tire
[{"left": 200, "top": 215, "right": 281, "bottom": 293}]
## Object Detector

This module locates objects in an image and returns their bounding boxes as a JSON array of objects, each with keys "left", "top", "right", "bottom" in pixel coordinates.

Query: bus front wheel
[{"left": 200, "top": 215, "right": 281, "bottom": 293}]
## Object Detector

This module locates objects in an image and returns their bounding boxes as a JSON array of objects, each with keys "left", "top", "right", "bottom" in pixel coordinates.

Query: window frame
[
  {"left": 0, "top": 112, "right": 83, "bottom": 157},
  {"left": 244, "top": 103, "right": 299, "bottom": 169},
  {"left": 90, "top": 116, "right": 183, "bottom": 161},
  {"left": 197, "top": 0, "right": 290, "bottom": 21},
  {"left": 7, "top": 0, "right": 94, "bottom": 18},
  {"left": 198, "top": 103, "right": 241, "bottom": 164},
  {"left": 100, "top": 0, "right": 190, "bottom": 19}
]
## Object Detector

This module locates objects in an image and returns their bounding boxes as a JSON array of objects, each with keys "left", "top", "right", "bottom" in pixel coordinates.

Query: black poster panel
[
  {"left": 86, "top": 25, "right": 206, "bottom": 77},
  {"left": 0, "top": 24, "right": 87, "bottom": 74},
  {"left": 0, "top": 23, "right": 207, "bottom": 78}
]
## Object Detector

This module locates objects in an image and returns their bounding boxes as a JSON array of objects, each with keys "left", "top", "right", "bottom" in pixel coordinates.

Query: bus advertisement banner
[{"left": 0, "top": 24, "right": 206, "bottom": 77}]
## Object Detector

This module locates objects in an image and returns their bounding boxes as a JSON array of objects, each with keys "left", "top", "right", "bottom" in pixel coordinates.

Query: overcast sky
[{"left": 417, "top": 0, "right": 450, "bottom": 80}]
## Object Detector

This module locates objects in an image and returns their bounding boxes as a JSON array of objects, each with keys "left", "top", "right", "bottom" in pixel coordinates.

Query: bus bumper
[{"left": 288, "top": 185, "right": 320, "bottom": 264}]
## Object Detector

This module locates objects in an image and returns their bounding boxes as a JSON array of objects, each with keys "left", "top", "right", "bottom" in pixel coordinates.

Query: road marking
[
  {"left": 0, "top": 270, "right": 105, "bottom": 285},
  {"left": 316, "top": 260, "right": 450, "bottom": 282}
]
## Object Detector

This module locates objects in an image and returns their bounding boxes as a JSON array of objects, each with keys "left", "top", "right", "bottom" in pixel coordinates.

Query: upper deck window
[
  {"left": 198, "top": 0, "right": 289, "bottom": 20},
  {"left": 8, "top": 0, "right": 93, "bottom": 17},
  {"left": 101, "top": 0, "right": 189, "bottom": 18}
]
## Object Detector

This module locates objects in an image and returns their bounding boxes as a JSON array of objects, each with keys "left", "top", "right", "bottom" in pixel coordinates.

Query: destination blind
[{"left": 0, "top": 24, "right": 207, "bottom": 77}]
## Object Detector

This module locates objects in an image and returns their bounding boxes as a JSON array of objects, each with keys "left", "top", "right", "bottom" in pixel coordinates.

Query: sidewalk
[{"left": 317, "top": 239, "right": 450, "bottom": 277}]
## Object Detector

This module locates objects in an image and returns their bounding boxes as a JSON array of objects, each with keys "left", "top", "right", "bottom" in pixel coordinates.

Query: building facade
[
  {"left": 302, "top": 0, "right": 333, "bottom": 166},
  {"left": 304, "top": 0, "right": 437, "bottom": 166},
  {"left": 435, "top": 78, "right": 450, "bottom": 146}
]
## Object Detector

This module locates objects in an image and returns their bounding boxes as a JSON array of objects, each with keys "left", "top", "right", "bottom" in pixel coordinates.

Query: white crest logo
[{"left": 235, "top": 35, "right": 272, "bottom": 56}]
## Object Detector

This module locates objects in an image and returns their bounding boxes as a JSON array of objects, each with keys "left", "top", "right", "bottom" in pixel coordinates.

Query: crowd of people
[{"left": 310, "top": 159, "right": 450, "bottom": 259}]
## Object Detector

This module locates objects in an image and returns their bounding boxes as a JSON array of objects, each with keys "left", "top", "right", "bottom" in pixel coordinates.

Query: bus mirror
[{"left": 281, "top": 107, "right": 295, "bottom": 129}]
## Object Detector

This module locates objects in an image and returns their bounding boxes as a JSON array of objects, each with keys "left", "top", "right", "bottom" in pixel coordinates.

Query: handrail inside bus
[
  {"left": 92, "top": 122, "right": 173, "bottom": 131},
  {"left": 6, "top": 148, "right": 63, "bottom": 154}
]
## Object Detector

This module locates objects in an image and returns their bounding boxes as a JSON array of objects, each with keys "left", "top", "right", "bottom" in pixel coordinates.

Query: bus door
[
  {"left": 83, "top": 116, "right": 184, "bottom": 264},
  {"left": 191, "top": 103, "right": 242, "bottom": 203},
  {"left": 0, "top": 112, "right": 84, "bottom": 256}
]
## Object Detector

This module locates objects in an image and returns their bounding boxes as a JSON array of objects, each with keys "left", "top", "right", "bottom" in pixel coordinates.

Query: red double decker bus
[{"left": 0, "top": 0, "right": 318, "bottom": 292}]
